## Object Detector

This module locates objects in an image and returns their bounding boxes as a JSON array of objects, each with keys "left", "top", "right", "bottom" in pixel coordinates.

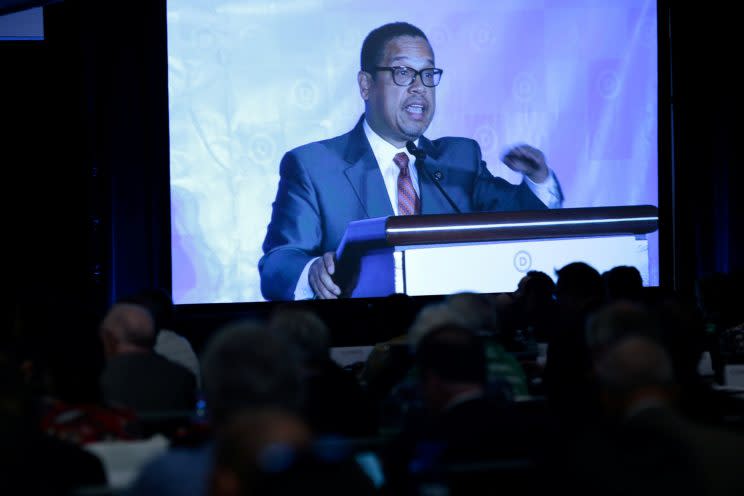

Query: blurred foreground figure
[
  {"left": 558, "top": 334, "right": 744, "bottom": 496},
  {"left": 129, "top": 319, "right": 305, "bottom": 496},
  {"left": 268, "top": 306, "right": 378, "bottom": 436},
  {"left": 210, "top": 408, "right": 377, "bottom": 496}
]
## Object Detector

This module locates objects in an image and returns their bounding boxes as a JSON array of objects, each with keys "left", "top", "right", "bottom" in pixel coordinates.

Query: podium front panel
[{"left": 400, "top": 234, "right": 648, "bottom": 296}]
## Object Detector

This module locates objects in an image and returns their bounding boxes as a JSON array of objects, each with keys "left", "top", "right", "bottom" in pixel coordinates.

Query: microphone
[
  {"left": 405, "top": 141, "right": 462, "bottom": 214},
  {"left": 405, "top": 140, "right": 426, "bottom": 161}
]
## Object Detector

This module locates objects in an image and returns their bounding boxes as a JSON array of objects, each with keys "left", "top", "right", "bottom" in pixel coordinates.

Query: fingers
[
  {"left": 309, "top": 265, "right": 338, "bottom": 299},
  {"left": 322, "top": 252, "right": 336, "bottom": 276},
  {"left": 503, "top": 144, "right": 545, "bottom": 170},
  {"left": 309, "top": 252, "right": 341, "bottom": 299}
]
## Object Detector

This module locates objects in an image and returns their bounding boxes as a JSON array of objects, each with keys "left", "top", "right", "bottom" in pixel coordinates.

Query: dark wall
[
  {"left": 4, "top": 0, "right": 170, "bottom": 322},
  {"left": 668, "top": 6, "right": 742, "bottom": 296},
  {"left": 3, "top": 2, "right": 741, "bottom": 340},
  {"left": 4, "top": 2, "right": 101, "bottom": 319}
]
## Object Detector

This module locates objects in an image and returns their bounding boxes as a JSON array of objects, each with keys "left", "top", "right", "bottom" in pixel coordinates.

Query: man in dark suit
[
  {"left": 99, "top": 302, "right": 197, "bottom": 415},
  {"left": 260, "top": 22, "right": 563, "bottom": 301},
  {"left": 379, "top": 323, "right": 545, "bottom": 495}
]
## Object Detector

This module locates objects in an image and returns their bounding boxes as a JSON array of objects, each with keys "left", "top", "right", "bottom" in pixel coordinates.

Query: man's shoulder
[
  {"left": 429, "top": 135, "right": 478, "bottom": 145},
  {"left": 427, "top": 135, "right": 479, "bottom": 152},
  {"left": 132, "top": 444, "right": 212, "bottom": 496},
  {"left": 285, "top": 127, "right": 356, "bottom": 158},
  {"left": 423, "top": 136, "right": 482, "bottom": 167}
]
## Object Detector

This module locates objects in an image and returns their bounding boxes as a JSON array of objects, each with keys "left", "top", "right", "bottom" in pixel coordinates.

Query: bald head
[{"left": 100, "top": 303, "right": 157, "bottom": 355}]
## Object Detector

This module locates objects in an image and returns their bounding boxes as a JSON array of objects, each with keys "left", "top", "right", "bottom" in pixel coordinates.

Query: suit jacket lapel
[{"left": 343, "top": 116, "right": 394, "bottom": 218}]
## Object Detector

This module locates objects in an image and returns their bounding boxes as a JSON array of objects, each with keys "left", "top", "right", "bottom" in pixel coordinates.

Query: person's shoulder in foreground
[{"left": 126, "top": 443, "right": 212, "bottom": 496}]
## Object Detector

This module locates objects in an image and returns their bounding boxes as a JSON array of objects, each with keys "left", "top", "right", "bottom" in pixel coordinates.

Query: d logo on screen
[{"left": 513, "top": 250, "right": 532, "bottom": 273}]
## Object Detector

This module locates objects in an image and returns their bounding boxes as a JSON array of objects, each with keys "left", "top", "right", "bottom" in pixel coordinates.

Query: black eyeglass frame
[{"left": 373, "top": 66, "right": 444, "bottom": 87}]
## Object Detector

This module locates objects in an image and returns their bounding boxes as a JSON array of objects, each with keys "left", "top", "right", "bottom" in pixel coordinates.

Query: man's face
[{"left": 359, "top": 35, "right": 436, "bottom": 147}]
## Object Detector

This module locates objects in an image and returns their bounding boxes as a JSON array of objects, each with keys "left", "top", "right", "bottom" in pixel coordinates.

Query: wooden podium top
[{"left": 337, "top": 205, "right": 658, "bottom": 257}]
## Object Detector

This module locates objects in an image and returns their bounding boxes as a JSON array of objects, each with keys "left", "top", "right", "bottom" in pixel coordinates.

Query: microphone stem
[{"left": 406, "top": 141, "right": 461, "bottom": 214}]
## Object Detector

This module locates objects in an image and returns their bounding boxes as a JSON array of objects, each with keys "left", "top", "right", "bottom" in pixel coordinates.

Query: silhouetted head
[
  {"left": 267, "top": 307, "right": 330, "bottom": 368},
  {"left": 603, "top": 265, "right": 643, "bottom": 302},
  {"left": 119, "top": 288, "right": 175, "bottom": 331},
  {"left": 594, "top": 335, "right": 677, "bottom": 417},
  {"left": 586, "top": 301, "right": 660, "bottom": 360},
  {"left": 555, "top": 262, "right": 604, "bottom": 313},
  {"left": 99, "top": 303, "right": 157, "bottom": 357},
  {"left": 201, "top": 319, "right": 304, "bottom": 427},
  {"left": 415, "top": 323, "right": 487, "bottom": 411}
]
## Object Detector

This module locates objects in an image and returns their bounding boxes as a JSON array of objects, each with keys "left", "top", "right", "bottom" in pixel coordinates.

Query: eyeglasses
[{"left": 374, "top": 66, "right": 443, "bottom": 87}]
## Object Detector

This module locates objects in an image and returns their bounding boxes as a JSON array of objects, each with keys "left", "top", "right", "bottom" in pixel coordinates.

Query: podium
[{"left": 333, "top": 205, "right": 658, "bottom": 298}]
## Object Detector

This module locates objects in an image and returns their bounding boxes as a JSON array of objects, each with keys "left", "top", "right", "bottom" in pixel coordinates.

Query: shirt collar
[{"left": 362, "top": 118, "right": 418, "bottom": 169}]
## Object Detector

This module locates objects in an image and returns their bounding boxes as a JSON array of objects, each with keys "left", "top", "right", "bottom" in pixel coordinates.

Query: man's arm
[
  {"left": 469, "top": 141, "right": 563, "bottom": 212},
  {"left": 259, "top": 152, "right": 323, "bottom": 301},
  {"left": 524, "top": 171, "right": 563, "bottom": 208},
  {"left": 502, "top": 143, "right": 563, "bottom": 208}
]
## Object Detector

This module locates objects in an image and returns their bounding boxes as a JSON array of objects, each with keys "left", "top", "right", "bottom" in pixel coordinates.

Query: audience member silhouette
[
  {"left": 119, "top": 288, "right": 201, "bottom": 386},
  {"left": 542, "top": 262, "right": 605, "bottom": 429},
  {"left": 443, "top": 292, "right": 529, "bottom": 399},
  {"left": 381, "top": 323, "right": 543, "bottom": 495},
  {"left": 99, "top": 302, "right": 197, "bottom": 416},
  {"left": 648, "top": 292, "right": 743, "bottom": 428},
  {"left": 209, "top": 408, "right": 377, "bottom": 496},
  {"left": 360, "top": 301, "right": 457, "bottom": 412},
  {"left": 267, "top": 306, "right": 378, "bottom": 436},
  {"left": 371, "top": 292, "right": 537, "bottom": 435},
  {"left": 585, "top": 300, "right": 661, "bottom": 360},
  {"left": 119, "top": 288, "right": 201, "bottom": 388},
  {"left": 602, "top": 265, "right": 644, "bottom": 302},
  {"left": 553, "top": 261, "right": 605, "bottom": 314},
  {"left": 508, "top": 270, "right": 558, "bottom": 344},
  {"left": 559, "top": 335, "right": 744, "bottom": 496},
  {"left": 10, "top": 295, "right": 142, "bottom": 445},
  {"left": 129, "top": 319, "right": 304, "bottom": 496}
]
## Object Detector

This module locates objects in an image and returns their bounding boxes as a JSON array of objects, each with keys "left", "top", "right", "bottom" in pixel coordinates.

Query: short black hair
[
  {"left": 555, "top": 261, "right": 604, "bottom": 305},
  {"left": 360, "top": 22, "right": 430, "bottom": 74},
  {"left": 603, "top": 265, "right": 643, "bottom": 301},
  {"left": 518, "top": 270, "right": 556, "bottom": 298}
]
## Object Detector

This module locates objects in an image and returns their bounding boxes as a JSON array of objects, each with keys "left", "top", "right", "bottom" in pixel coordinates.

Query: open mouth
[{"left": 403, "top": 103, "right": 426, "bottom": 119}]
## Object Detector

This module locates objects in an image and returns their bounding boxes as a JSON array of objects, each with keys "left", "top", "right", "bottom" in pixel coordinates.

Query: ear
[{"left": 358, "top": 70, "right": 372, "bottom": 100}]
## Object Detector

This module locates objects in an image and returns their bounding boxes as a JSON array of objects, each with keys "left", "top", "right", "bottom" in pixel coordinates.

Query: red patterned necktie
[{"left": 394, "top": 152, "right": 420, "bottom": 215}]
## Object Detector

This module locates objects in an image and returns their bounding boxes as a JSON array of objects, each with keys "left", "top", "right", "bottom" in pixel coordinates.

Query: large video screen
[{"left": 168, "top": 0, "right": 659, "bottom": 304}]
